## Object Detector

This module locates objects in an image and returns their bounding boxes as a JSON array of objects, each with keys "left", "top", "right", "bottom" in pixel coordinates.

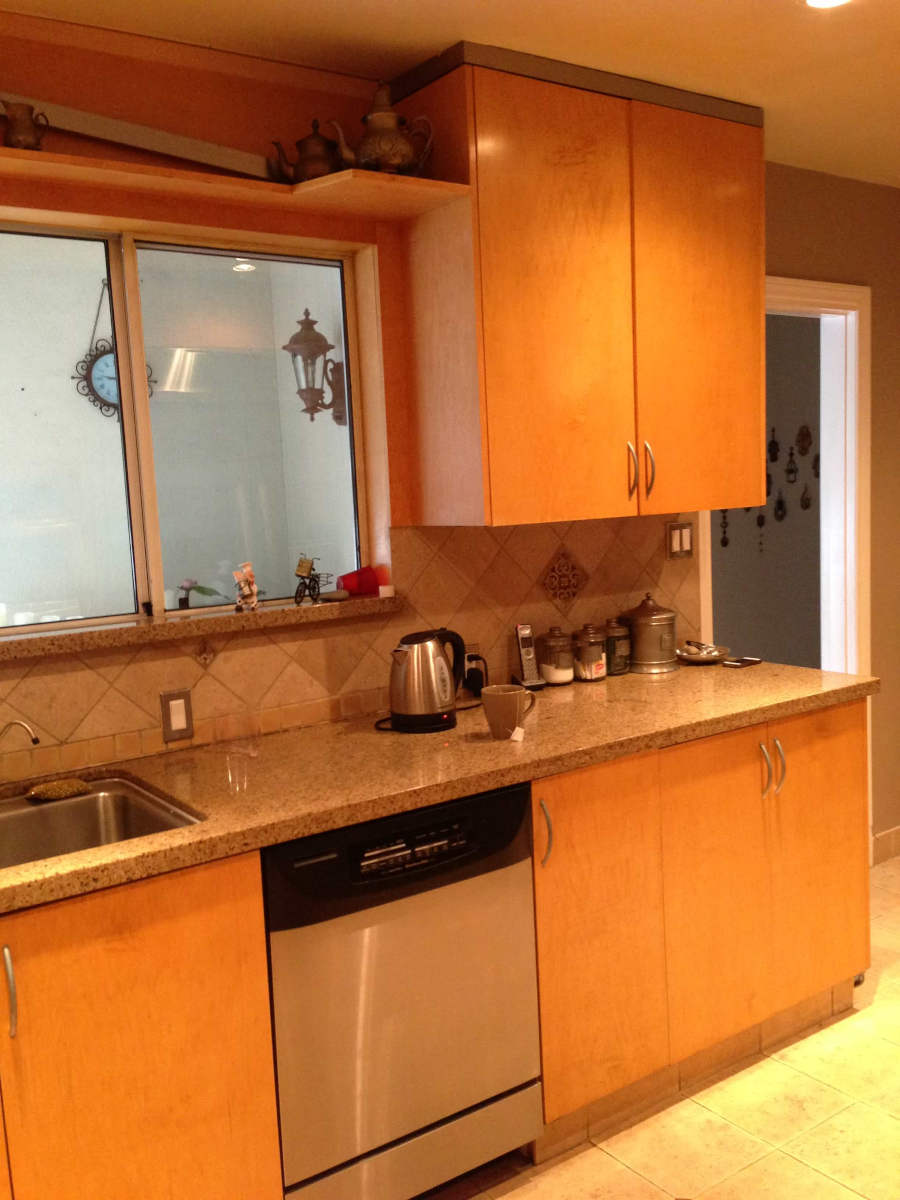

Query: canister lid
[
  {"left": 575, "top": 623, "right": 606, "bottom": 645},
  {"left": 605, "top": 618, "right": 629, "bottom": 636},
  {"left": 538, "top": 625, "right": 572, "bottom": 650},
  {"left": 620, "top": 592, "right": 676, "bottom": 625}
]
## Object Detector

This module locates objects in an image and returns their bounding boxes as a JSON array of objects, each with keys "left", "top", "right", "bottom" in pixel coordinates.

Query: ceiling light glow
[
  {"left": 232, "top": 258, "right": 256, "bottom": 272},
  {"left": 806, "top": 0, "right": 852, "bottom": 8}
]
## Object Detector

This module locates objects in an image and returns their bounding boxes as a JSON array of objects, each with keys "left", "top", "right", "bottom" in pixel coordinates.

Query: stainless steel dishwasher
[{"left": 262, "top": 782, "right": 542, "bottom": 1199}]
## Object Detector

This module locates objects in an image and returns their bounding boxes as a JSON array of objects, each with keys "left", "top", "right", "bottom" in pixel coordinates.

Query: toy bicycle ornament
[{"left": 294, "top": 556, "right": 333, "bottom": 605}]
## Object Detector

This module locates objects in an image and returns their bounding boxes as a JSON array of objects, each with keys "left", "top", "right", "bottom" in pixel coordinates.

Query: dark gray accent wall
[{"left": 712, "top": 315, "right": 821, "bottom": 667}]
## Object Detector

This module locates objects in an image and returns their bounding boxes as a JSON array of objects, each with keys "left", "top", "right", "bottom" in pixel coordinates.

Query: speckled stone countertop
[{"left": 0, "top": 663, "right": 879, "bottom": 913}]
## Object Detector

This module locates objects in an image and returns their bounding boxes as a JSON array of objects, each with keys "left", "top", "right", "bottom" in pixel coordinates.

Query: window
[{"left": 0, "top": 230, "right": 360, "bottom": 630}]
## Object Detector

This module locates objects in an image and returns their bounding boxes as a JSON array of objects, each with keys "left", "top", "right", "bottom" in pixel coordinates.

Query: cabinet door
[
  {"left": 768, "top": 701, "right": 870, "bottom": 1012},
  {"left": 473, "top": 68, "right": 638, "bottom": 524},
  {"left": 0, "top": 854, "right": 282, "bottom": 1200},
  {"left": 631, "top": 102, "right": 765, "bottom": 514},
  {"left": 660, "top": 725, "right": 773, "bottom": 1061},
  {"left": 532, "top": 753, "right": 669, "bottom": 1122}
]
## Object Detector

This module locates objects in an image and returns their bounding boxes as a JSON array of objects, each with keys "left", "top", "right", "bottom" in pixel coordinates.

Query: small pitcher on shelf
[{"left": 2, "top": 101, "right": 50, "bottom": 150}]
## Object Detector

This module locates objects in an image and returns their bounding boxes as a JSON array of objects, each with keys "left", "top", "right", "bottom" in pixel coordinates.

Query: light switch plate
[
  {"left": 666, "top": 521, "right": 694, "bottom": 559},
  {"left": 160, "top": 688, "right": 194, "bottom": 743}
]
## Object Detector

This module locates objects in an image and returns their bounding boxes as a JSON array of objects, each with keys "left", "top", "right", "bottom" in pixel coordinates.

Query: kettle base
[{"left": 390, "top": 710, "right": 457, "bottom": 733}]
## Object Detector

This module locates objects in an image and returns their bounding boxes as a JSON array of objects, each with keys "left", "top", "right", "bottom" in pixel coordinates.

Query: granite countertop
[{"left": 0, "top": 663, "right": 879, "bottom": 914}]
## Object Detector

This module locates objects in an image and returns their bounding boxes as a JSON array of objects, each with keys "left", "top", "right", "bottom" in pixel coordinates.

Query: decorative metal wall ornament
[
  {"left": 766, "top": 471, "right": 772, "bottom": 498},
  {"left": 72, "top": 279, "right": 155, "bottom": 420},
  {"left": 757, "top": 512, "right": 766, "bottom": 553},
  {"left": 796, "top": 424, "right": 813, "bottom": 456},
  {"left": 785, "top": 446, "right": 799, "bottom": 484},
  {"left": 768, "top": 427, "right": 780, "bottom": 463},
  {"left": 774, "top": 491, "right": 787, "bottom": 522},
  {"left": 800, "top": 483, "right": 812, "bottom": 510},
  {"left": 813, "top": 453, "right": 820, "bottom": 479},
  {"left": 719, "top": 509, "right": 729, "bottom": 548},
  {"left": 282, "top": 308, "right": 348, "bottom": 425},
  {"left": 541, "top": 547, "right": 587, "bottom": 608}
]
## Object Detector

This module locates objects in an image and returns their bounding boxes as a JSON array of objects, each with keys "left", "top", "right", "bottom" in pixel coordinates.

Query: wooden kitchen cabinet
[
  {"left": 0, "top": 854, "right": 282, "bottom": 1200},
  {"left": 394, "top": 66, "right": 764, "bottom": 526},
  {"left": 532, "top": 753, "right": 670, "bottom": 1121},
  {"left": 660, "top": 701, "right": 869, "bottom": 1061}
]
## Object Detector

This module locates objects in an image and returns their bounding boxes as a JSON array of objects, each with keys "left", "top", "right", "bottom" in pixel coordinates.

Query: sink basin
[{"left": 0, "top": 777, "right": 202, "bottom": 870}]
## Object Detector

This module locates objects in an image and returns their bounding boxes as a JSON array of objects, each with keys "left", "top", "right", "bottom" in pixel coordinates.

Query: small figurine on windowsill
[{"left": 233, "top": 561, "right": 259, "bottom": 612}]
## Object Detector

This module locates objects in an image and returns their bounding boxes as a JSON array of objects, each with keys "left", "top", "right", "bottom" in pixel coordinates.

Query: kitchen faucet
[{"left": 0, "top": 720, "right": 40, "bottom": 746}]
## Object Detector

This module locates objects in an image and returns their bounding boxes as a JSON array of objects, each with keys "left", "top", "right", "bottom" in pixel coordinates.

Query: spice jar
[
  {"left": 536, "top": 626, "right": 574, "bottom": 685},
  {"left": 573, "top": 624, "right": 607, "bottom": 681},
  {"left": 605, "top": 618, "right": 631, "bottom": 676}
]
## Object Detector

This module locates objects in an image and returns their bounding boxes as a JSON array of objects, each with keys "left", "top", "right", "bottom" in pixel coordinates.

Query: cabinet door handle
[
  {"left": 774, "top": 737, "right": 787, "bottom": 795},
  {"left": 3, "top": 946, "right": 17, "bottom": 1039},
  {"left": 643, "top": 441, "right": 657, "bottom": 497},
  {"left": 539, "top": 799, "right": 553, "bottom": 866},
  {"left": 760, "top": 742, "right": 773, "bottom": 797},
  {"left": 627, "top": 442, "right": 639, "bottom": 499}
]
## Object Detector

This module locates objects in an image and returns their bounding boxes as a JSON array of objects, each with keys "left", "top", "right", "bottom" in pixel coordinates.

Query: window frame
[{"left": 0, "top": 218, "right": 372, "bottom": 634}]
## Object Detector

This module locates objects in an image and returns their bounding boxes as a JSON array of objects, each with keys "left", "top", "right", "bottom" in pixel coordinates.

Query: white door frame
[{"left": 699, "top": 275, "right": 872, "bottom": 843}]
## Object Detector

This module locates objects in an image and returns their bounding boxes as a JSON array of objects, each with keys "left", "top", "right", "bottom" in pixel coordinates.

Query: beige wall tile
[
  {"left": 114, "top": 731, "right": 143, "bottom": 761},
  {"left": 191, "top": 673, "right": 246, "bottom": 720},
  {"left": 0, "top": 660, "right": 33, "bottom": 700},
  {"left": 70, "top": 688, "right": 156, "bottom": 740},
  {"left": 112, "top": 645, "right": 203, "bottom": 715},
  {"left": 7, "top": 656, "right": 108, "bottom": 742},
  {"left": 0, "top": 749, "right": 33, "bottom": 780},
  {"left": 30, "top": 744, "right": 61, "bottom": 777},
  {"left": 259, "top": 661, "right": 326, "bottom": 709},
  {"left": 58, "top": 741, "right": 92, "bottom": 771},
  {"left": 207, "top": 634, "right": 290, "bottom": 707},
  {"left": 88, "top": 735, "right": 116, "bottom": 764},
  {"left": 504, "top": 525, "right": 563, "bottom": 579}
]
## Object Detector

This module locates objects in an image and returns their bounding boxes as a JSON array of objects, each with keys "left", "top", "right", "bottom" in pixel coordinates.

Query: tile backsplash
[{"left": 0, "top": 515, "right": 700, "bottom": 780}]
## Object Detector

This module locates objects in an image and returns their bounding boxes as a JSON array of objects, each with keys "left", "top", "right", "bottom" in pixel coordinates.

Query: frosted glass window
[
  {"left": 136, "top": 246, "right": 359, "bottom": 610},
  {"left": 0, "top": 232, "right": 136, "bottom": 627}
]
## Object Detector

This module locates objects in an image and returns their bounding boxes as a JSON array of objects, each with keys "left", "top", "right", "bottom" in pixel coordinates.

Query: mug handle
[{"left": 521, "top": 691, "right": 536, "bottom": 721}]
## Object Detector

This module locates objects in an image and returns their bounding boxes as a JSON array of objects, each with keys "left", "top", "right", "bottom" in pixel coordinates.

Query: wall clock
[{"left": 72, "top": 280, "right": 154, "bottom": 420}]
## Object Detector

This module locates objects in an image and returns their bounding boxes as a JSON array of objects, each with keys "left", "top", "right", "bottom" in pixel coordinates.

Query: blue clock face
[{"left": 88, "top": 351, "right": 119, "bottom": 406}]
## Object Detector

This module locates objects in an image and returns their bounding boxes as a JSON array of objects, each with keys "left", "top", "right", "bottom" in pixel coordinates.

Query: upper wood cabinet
[
  {"left": 0, "top": 854, "right": 282, "bottom": 1200},
  {"left": 393, "top": 66, "right": 765, "bottom": 526},
  {"left": 532, "top": 753, "right": 669, "bottom": 1121}
]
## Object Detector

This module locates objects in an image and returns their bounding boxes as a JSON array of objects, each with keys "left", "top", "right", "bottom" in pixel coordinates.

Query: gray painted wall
[{"left": 711, "top": 314, "right": 821, "bottom": 667}]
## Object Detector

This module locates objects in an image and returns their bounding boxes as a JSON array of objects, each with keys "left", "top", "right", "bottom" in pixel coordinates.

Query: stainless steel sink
[{"left": 0, "top": 777, "right": 202, "bottom": 870}]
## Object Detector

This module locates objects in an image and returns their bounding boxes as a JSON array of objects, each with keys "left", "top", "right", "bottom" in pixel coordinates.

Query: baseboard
[{"left": 873, "top": 826, "right": 900, "bottom": 864}]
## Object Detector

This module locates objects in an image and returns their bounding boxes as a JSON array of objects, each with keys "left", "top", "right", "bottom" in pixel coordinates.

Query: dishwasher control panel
[{"left": 356, "top": 821, "right": 470, "bottom": 880}]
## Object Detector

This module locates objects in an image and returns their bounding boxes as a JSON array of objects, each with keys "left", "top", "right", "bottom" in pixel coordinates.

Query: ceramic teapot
[
  {"left": 329, "top": 83, "right": 433, "bottom": 175},
  {"left": 270, "top": 118, "right": 354, "bottom": 183}
]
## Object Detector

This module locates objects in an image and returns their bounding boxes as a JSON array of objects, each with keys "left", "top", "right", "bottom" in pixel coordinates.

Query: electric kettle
[{"left": 389, "top": 627, "right": 466, "bottom": 732}]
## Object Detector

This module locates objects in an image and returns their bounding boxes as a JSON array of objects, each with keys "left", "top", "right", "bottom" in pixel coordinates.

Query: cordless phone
[{"left": 514, "top": 623, "right": 545, "bottom": 689}]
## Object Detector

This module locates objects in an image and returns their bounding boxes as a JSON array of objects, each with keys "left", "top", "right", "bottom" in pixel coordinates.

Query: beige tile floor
[{"left": 419, "top": 858, "right": 900, "bottom": 1200}]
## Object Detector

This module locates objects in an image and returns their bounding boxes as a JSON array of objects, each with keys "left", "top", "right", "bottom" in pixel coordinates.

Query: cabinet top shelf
[{"left": 0, "top": 147, "right": 470, "bottom": 221}]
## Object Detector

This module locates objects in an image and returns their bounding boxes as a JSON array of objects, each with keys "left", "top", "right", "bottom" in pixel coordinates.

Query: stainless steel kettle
[{"left": 389, "top": 628, "right": 466, "bottom": 732}]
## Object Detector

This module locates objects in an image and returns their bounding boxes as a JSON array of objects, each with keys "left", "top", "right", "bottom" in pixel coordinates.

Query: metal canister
[
  {"left": 605, "top": 618, "right": 631, "bottom": 676},
  {"left": 536, "top": 626, "right": 574, "bottom": 685},
  {"left": 573, "top": 624, "right": 607, "bottom": 681},
  {"left": 619, "top": 593, "right": 678, "bottom": 674}
]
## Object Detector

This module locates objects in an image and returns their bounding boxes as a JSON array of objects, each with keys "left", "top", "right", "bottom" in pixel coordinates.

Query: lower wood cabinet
[
  {"left": 0, "top": 853, "right": 282, "bottom": 1200},
  {"left": 532, "top": 700, "right": 870, "bottom": 1119},
  {"left": 532, "top": 753, "right": 669, "bottom": 1122}
]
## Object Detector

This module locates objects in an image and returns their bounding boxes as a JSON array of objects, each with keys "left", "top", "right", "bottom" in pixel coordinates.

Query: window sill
[{"left": 0, "top": 595, "right": 402, "bottom": 663}]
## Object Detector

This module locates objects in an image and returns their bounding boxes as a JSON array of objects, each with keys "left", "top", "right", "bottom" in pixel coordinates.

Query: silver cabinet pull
[
  {"left": 760, "top": 743, "right": 773, "bottom": 798},
  {"left": 643, "top": 441, "right": 657, "bottom": 497},
  {"left": 539, "top": 799, "right": 553, "bottom": 866},
  {"left": 627, "top": 442, "right": 639, "bottom": 499},
  {"left": 774, "top": 738, "right": 787, "bottom": 795},
  {"left": 3, "top": 946, "right": 17, "bottom": 1039}
]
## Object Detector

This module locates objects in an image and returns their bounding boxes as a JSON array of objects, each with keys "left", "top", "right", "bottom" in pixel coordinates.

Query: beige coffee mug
[{"left": 481, "top": 684, "right": 536, "bottom": 740}]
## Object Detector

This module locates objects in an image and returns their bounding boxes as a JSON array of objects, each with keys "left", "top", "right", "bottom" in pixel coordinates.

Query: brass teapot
[
  {"left": 329, "top": 82, "right": 433, "bottom": 175},
  {"left": 269, "top": 118, "right": 354, "bottom": 184},
  {"left": 2, "top": 101, "right": 49, "bottom": 150}
]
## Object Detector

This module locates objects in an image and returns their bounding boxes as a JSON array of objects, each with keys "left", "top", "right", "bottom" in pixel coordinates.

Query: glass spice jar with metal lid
[
  {"left": 573, "top": 624, "right": 607, "bottom": 681},
  {"left": 535, "top": 625, "right": 574, "bottom": 686},
  {"left": 619, "top": 592, "right": 678, "bottom": 674},
  {"left": 605, "top": 617, "right": 631, "bottom": 676}
]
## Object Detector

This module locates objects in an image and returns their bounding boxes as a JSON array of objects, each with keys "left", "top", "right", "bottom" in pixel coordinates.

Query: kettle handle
[{"left": 437, "top": 628, "right": 466, "bottom": 694}]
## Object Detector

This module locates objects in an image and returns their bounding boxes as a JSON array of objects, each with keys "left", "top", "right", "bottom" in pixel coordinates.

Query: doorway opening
[{"left": 701, "top": 277, "right": 871, "bottom": 678}]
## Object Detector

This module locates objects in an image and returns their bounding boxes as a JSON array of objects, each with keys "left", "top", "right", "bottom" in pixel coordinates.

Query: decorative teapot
[
  {"left": 269, "top": 118, "right": 355, "bottom": 184},
  {"left": 329, "top": 82, "right": 433, "bottom": 175}
]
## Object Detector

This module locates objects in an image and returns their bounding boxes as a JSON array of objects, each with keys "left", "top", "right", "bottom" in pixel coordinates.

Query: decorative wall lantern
[{"left": 282, "top": 308, "right": 347, "bottom": 425}]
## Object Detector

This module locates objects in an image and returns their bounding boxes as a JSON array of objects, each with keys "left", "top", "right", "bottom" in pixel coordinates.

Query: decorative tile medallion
[{"left": 541, "top": 547, "right": 587, "bottom": 609}]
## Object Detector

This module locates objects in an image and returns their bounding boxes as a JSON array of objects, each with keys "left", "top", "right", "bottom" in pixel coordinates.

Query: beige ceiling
[{"left": 4, "top": 0, "right": 900, "bottom": 188}]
